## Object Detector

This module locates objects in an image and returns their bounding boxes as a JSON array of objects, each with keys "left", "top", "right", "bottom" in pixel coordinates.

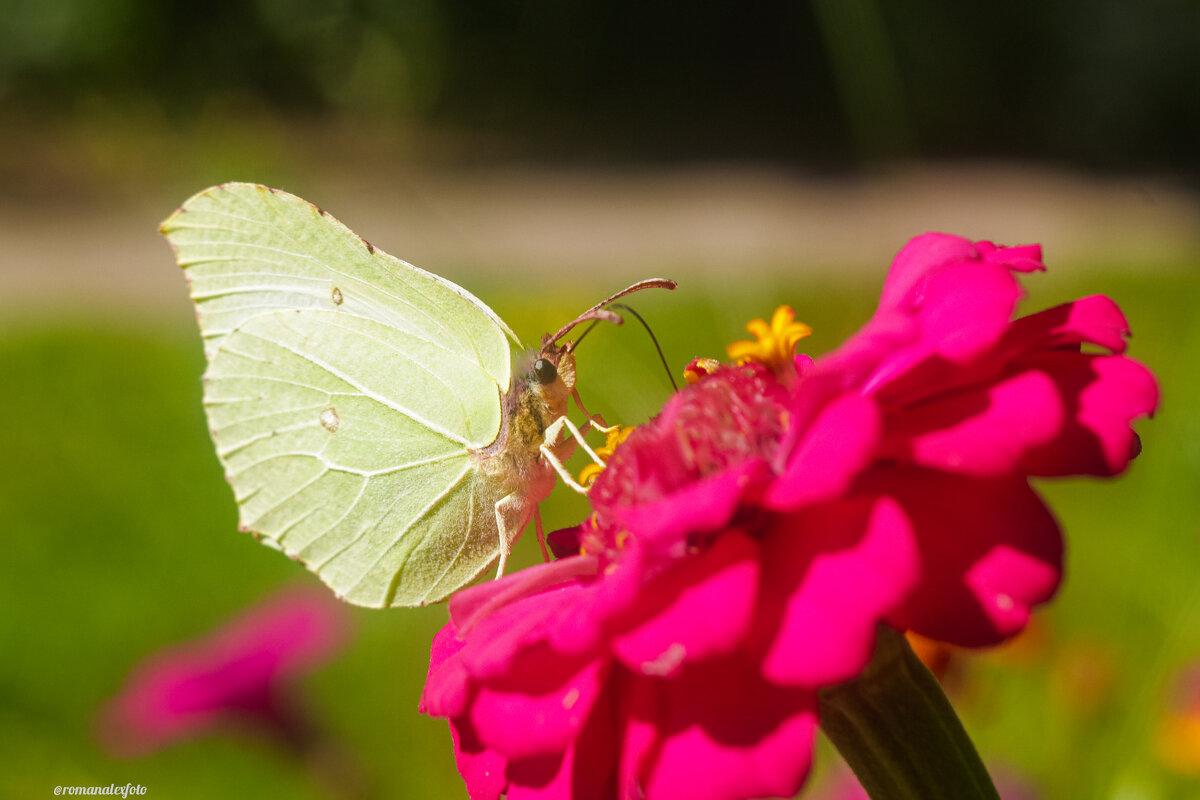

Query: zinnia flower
[
  {"left": 420, "top": 233, "right": 1158, "bottom": 800},
  {"left": 98, "top": 586, "right": 350, "bottom": 756}
]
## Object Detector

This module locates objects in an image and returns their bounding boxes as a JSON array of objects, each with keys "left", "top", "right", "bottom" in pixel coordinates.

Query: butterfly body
[
  {"left": 480, "top": 347, "right": 576, "bottom": 483},
  {"left": 471, "top": 344, "right": 580, "bottom": 574}
]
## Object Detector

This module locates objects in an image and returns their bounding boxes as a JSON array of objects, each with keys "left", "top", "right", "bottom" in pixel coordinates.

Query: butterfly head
[
  {"left": 524, "top": 335, "right": 577, "bottom": 412},
  {"left": 525, "top": 277, "right": 678, "bottom": 420}
]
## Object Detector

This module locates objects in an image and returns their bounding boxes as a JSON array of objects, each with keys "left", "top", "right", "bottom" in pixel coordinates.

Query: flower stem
[{"left": 817, "top": 625, "right": 1000, "bottom": 800}]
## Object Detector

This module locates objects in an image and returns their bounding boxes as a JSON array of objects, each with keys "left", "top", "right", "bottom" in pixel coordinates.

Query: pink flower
[
  {"left": 421, "top": 234, "right": 1158, "bottom": 800},
  {"left": 98, "top": 586, "right": 350, "bottom": 756}
]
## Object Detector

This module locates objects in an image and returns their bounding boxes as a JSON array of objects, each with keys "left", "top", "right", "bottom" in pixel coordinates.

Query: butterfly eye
[{"left": 533, "top": 358, "right": 558, "bottom": 385}]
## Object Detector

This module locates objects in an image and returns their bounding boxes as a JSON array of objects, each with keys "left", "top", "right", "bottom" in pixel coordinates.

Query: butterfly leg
[
  {"left": 538, "top": 446, "right": 589, "bottom": 495},
  {"left": 571, "top": 388, "right": 618, "bottom": 435},
  {"left": 586, "top": 418, "right": 621, "bottom": 436},
  {"left": 570, "top": 388, "right": 597, "bottom": 423},
  {"left": 544, "top": 415, "right": 606, "bottom": 466},
  {"left": 493, "top": 493, "right": 534, "bottom": 578},
  {"left": 534, "top": 506, "right": 550, "bottom": 562},
  {"left": 540, "top": 416, "right": 605, "bottom": 495}
]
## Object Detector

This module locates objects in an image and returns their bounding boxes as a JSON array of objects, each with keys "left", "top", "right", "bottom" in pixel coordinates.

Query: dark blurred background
[
  {"left": 4, "top": 0, "right": 1199, "bottom": 169},
  {"left": 2, "top": 2, "right": 1199, "bottom": 799}
]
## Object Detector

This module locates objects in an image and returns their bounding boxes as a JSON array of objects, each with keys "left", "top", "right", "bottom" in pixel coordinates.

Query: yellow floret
[
  {"left": 578, "top": 425, "right": 637, "bottom": 487},
  {"left": 683, "top": 357, "right": 721, "bottom": 384},
  {"left": 726, "top": 305, "right": 812, "bottom": 370}
]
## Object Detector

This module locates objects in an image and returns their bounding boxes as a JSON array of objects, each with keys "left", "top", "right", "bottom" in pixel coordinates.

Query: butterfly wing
[{"left": 162, "top": 183, "right": 520, "bottom": 606}]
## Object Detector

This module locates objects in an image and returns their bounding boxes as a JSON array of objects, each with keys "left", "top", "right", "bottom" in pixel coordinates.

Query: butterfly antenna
[
  {"left": 606, "top": 303, "right": 678, "bottom": 391},
  {"left": 571, "top": 319, "right": 604, "bottom": 350},
  {"left": 550, "top": 278, "right": 677, "bottom": 345}
]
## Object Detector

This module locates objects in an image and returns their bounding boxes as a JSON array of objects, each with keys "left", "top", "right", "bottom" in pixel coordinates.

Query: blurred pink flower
[
  {"left": 421, "top": 234, "right": 1158, "bottom": 800},
  {"left": 98, "top": 586, "right": 351, "bottom": 756},
  {"left": 1156, "top": 660, "right": 1200, "bottom": 775}
]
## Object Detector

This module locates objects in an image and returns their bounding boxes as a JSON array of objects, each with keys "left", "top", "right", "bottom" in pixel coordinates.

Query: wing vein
[
  {"left": 418, "top": 479, "right": 482, "bottom": 604},
  {"left": 242, "top": 327, "right": 471, "bottom": 447},
  {"left": 311, "top": 314, "right": 474, "bottom": 440},
  {"left": 288, "top": 476, "right": 369, "bottom": 551},
  {"left": 248, "top": 467, "right": 330, "bottom": 532},
  {"left": 348, "top": 464, "right": 474, "bottom": 601}
]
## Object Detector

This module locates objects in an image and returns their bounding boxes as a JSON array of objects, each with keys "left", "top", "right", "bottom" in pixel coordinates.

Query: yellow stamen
[
  {"left": 577, "top": 425, "right": 637, "bottom": 487},
  {"left": 683, "top": 357, "right": 721, "bottom": 384},
  {"left": 578, "top": 462, "right": 605, "bottom": 488},
  {"left": 726, "top": 305, "right": 812, "bottom": 371}
]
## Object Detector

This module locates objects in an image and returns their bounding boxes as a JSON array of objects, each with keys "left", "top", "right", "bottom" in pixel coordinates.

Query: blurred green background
[{"left": 1, "top": 1, "right": 1198, "bottom": 798}]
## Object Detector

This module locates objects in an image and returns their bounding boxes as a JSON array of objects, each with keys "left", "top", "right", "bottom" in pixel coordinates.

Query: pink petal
[
  {"left": 161, "top": 586, "right": 348, "bottom": 689},
  {"left": 451, "top": 719, "right": 509, "bottom": 800},
  {"left": 964, "top": 544, "right": 1062, "bottom": 637},
  {"left": 446, "top": 537, "right": 652, "bottom": 672},
  {"left": 875, "top": 468, "right": 1063, "bottom": 647},
  {"left": 505, "top": 668, "right": 622, "bottom": 800},
  {"left": 613, "top": 459, "right": 769, "bottom": 547},
  {"left": 757, "top": 497, "right": 919, "bottom": 687},
  {"left": 638, "top": 657, "right": 818, "bottom": 800},
  {"left": 546, "top": 556, "right": 647, "bottom": 657},
  {"left": 878, "top": 233, "right": 978, "bottom": 312},
  {"left": 1018, "top": 353, "right": 1159, "bottom": 476},
  {"left": 419, "top": 624, "right": 471, "bottom": 718},
  {"left": 766, "top": 392, "right": 881, "bottom": 510},
  {"left": 471, "top": 658, "right": 612, "bottom": 760},
  {"left": 1002, "top": 295, "right": 1131, "bottom": 355},
  {"left": 809, "top": 311, "right": 919, "bottom": 399},
  {"left": 872, "top": 294, "right": 1134, "bottom": 412},
  {"left": 224, "top": 587, "right": 350, "bottom": 675},
  {"left": 881, "top": 369, "right": 1064, "bottom": 477},
  {"left": 459, "top": 582, "right": 592, "bottom": 682},
  {"left": 611, "top": 532, "right": 761, "bottom": 676},
  {"left": 98, "top": 586, "right": 350, "bottom": 755},
  {"left": 503, "top": 753, "right": 565, "bottom": 800},
  {"left": 618, "top": 675, "right": 661, "bottom": 799},
  {"left": 865, "top": 261, "right": 1023, "bottom": 396},
  {"left": 547, "top": 525, "right": 583, "bottom": 559},
  {"left": 449, "top": 555, "right": 599, "bottom": 635},
  {"left": 543, "top": 530, "right": 728, "bottom": 660},
  {"left": 976, "top": 241, "right": 1045, "bottom": 273}
]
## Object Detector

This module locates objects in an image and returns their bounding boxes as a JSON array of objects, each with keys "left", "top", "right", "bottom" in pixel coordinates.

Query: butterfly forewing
[
  {"left": 164, "top": 183, "right": 520, "bottom": 606},
  {"left": 162, "top": 182, "right": 519, "bottom": 385}
]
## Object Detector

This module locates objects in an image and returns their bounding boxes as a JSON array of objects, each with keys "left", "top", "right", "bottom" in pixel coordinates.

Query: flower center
[{"left": 582, "top": 363, "right": 790, "bottom": 561}]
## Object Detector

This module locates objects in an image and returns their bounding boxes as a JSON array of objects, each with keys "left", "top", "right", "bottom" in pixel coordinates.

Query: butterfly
[{"left": 161, "top": 183, "right": 674, "bottom": 607}]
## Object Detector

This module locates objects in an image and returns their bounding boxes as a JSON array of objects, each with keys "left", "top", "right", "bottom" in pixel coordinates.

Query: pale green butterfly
[{"left": 161, "top": 183, "right": 674, "bottom": 607}]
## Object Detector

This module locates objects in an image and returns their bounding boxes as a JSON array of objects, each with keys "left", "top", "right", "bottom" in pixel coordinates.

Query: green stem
[{"left": 818, "top": 626, "right": 1000, "bottom": 800}]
